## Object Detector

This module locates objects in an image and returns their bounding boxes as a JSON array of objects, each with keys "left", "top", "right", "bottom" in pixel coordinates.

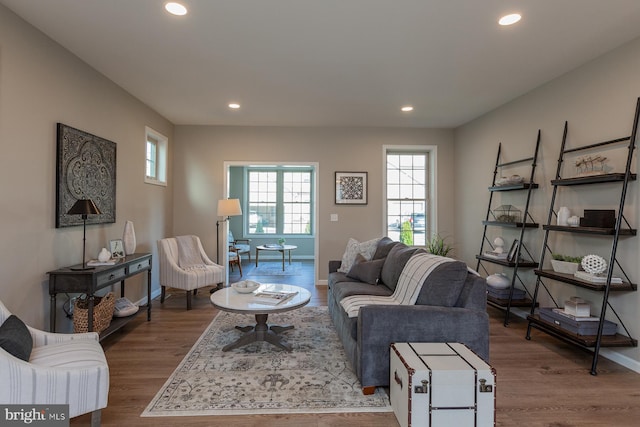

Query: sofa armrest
[
  {"left": 329, "top": 260, "right": 342, "bottom": 274},
  {"left": 356, "top": 304, "right": 490, "bottom": 387}
]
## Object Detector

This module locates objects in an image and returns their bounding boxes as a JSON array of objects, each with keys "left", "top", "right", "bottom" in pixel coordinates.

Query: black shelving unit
[
  {"left": 526, "top": 98, "right": 640, "bottom": 375},
  {"left": 476, "top": 133, "right": 541, "bottom": 326}
]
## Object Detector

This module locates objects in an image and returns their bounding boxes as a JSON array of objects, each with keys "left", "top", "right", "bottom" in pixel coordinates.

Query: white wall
[
  {"left": 0, "top": 6, "right": 173, "bottom": 331},
  {"left": 455, "top": 36, "right": 640, "bottom": 370}
]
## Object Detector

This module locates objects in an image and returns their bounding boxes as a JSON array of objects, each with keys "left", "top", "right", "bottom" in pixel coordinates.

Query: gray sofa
[{"left": 328, "top": 237, "right": 489, "bottom": 393}]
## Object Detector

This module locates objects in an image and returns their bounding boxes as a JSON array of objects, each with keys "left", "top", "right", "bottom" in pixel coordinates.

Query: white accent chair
[
  {"left": 158, "top": 235, "right": 225, "bottom": 310},
  {"left": 229, "top": 230, "right": 251, "bottom": 262},
  {"left": 0, "top": 299, "right": 109, "bottom": 426}
]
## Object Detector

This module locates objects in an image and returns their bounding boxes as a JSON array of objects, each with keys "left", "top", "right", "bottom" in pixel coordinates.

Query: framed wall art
[
  {"left": 56, "top": 123, "right": 117, "bottom": 227},
  {"left": 335, "top": 171, "right": 368, "bottom": 205}
]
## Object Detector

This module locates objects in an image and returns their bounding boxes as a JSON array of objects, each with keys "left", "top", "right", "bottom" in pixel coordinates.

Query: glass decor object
[{"left": 493, "top": 205, "right": 522, "bottom": 223}]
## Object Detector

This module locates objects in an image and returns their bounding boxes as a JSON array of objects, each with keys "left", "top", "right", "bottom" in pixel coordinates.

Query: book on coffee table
[{"left": 252, "top": 290, "right": 298, "bottom": 305}]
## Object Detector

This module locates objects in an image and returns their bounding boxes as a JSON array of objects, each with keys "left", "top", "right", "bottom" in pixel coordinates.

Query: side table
[{"left": 47, "top": 253, "right": 152, "bottom": 340}]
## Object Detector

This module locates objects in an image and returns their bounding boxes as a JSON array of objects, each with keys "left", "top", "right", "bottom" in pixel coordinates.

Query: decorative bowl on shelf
[
  {"left": 486, "top": 273, "right": 511, "bottom": 289},
  {"left": 231, "top": 280, "right": 261, "bottom": 293},
  {"left": 507, "top": 175, "right": 525, "bottom": 184}
]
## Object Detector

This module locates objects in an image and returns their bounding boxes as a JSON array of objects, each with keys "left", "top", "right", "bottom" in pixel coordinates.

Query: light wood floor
[{"left": 72, "top": 260, "right": 640, "bottom": 426}]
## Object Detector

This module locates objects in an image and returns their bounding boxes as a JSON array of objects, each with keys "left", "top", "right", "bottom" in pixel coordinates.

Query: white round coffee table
[
  {"left": 210, "top": 283, "right": 311, "bottom": 352},
  {"left": 255, "top": 244, "right": 297, "bottom": 270}
]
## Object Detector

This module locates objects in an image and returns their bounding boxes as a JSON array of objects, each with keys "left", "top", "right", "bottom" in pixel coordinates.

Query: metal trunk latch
[
  {"left": 414, "top": 380, "right": 429, "bottom": 394},
  {"left": 479, "top": 378, "right": 493, "bottom": 392}
]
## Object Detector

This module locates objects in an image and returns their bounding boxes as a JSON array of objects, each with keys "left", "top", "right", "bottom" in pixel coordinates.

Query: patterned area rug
[
  {"left": 248, "top": 261, "right": 302, "bottom": 276},
  {"left": 141, "top": 306, "right": 391, "bottom": 416}
]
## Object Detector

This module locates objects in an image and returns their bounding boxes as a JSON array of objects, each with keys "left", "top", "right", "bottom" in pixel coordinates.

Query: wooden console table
[{"left": 48, "top": 253, "right": 152, "bottom": 340}]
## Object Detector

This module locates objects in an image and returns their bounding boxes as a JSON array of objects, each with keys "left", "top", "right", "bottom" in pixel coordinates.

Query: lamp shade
[
  {"left": 217, "top": 198, "right": 242, "bottom": 217},
  {"left": 67, "top": 199, "right": 102, "bottom": 216}
]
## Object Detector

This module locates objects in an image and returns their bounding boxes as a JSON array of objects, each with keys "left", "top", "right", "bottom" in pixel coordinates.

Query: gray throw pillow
[
  {"left": 0, "top": 315, "right": 33, "bottom": 361},
  {"left": 347, "top": 253, "right": 386, "bottom": 285},
  {"left": 372, "top": 237, "right": 398, "bottom": 260},
  {"left": 415, "top": 260, "right": 468, "bottom": 307},
  {"left": 380, "top": 243, "right": 424, "bottom": 291}
]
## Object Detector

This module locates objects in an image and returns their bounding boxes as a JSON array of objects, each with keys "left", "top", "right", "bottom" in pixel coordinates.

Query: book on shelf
[
  {"left": 551, "top": 308, "right": 600, "bottom": 322},
  {"left": 573, "top": 270, "right": 622, "bottom": 284},
  {"left": 252, "top": 289, "right": 298, "bottom": 305},
  {"left": 482, "top": 251, "right": 508, "bottom": 260},
  {"left": 86, "top": 258, "right": 120, "bottom": 266}
]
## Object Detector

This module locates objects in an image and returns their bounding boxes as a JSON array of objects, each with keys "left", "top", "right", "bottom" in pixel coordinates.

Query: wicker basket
[{"left": 73, "top": 292, "right": 115, "bottom": 333}]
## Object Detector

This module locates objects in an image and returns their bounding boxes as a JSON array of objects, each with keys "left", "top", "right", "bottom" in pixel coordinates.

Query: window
[
  {"left": 385, "top": 147, "right": 434, "bottom": 246},
  {"left": 144, "top": 127, "right": 167, "bottom": 186},
  {"left": 247, "top": 167, "right": 313, "bottom": 236}
]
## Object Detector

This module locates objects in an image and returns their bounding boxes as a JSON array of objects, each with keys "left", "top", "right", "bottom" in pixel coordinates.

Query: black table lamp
[{"left": 68, "top": 198, "right": 102, "bottom": 271}]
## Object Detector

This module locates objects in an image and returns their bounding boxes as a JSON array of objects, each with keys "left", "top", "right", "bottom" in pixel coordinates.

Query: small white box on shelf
[{"left": 564, "top": 297, "right": 591, "bottom": 317}]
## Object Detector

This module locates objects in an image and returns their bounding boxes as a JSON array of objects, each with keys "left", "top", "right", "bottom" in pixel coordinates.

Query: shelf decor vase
[
  {"left": 123, "top": 220, "right": 136, "bottom": 255},
  {"left": 486, "top": 273, "right": 511, "bottom": 289},
  {"left": 557, "top": 207, "right": 570, "bottom": 226},
  {"left": 551, "top": 259, "right": 579, "bottom": 275},
  {"left": 98, "top": 248, "right": 111, "bottom": 262}
]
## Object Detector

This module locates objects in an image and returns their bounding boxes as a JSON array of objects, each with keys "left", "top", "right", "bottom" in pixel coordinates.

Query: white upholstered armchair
[
  {"left": 0, "top": 299, "right": 109, "bottom": 426},
  {"left": 157, "top": 235, "right": 225, "bottom": 310}
]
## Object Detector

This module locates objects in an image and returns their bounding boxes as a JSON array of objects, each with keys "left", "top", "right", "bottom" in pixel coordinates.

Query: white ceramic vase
[
  {"left": 486, "top": 273, "right": 511, "bottom": 289},
  {"left": 557, "top": 207, "right": 570, "bottom": 226},
  {"left": 98, "top": 247, "right": 111, "bottom": 262},
  {"left": 123, "top": 221, "right": 136, "bottom": 255}
]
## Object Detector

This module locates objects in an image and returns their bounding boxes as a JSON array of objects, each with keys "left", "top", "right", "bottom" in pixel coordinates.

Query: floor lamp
[
  {"left": 67, "top": 198, "right": 102, "bottom": 271},
  {"left": 216, "top": 198, "right": 243, "bottom": 264}
]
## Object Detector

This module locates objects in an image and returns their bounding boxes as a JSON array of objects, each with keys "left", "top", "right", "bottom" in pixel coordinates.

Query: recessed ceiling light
[
  {"left": 228, "top": 103, "right": 241, "bottom": 109},
  {"left": 499, "top": 13, "right": 521, "bottom": 26},
  {"left": 401, "top": 106, "right": 414, "bottom": 112},
  {"left": 165, "top": 2, "right": 187, "bottom": 16}
]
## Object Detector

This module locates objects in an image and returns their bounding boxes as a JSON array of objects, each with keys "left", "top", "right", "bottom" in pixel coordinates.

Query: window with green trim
[{"left": 247, "top": 167, "right": 313, "bottom": 236}]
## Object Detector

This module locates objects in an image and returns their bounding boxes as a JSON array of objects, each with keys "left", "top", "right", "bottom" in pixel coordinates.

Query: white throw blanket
[
  {"left": 340, "top": 252, "right": 453, "bottom": 318},
  {"left": 176, "top": 235, "right": 207, "bottom": 270}
]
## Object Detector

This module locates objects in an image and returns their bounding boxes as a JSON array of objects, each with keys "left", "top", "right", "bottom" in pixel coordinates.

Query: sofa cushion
[
  {"left": 337, "top": 237, "right": 381, "bottom": 273},
  {"left": 0, "top": 315, "right": 33, "bottom": 361},
  {"left": 331, "top": 282, "right": 393, "bottom": 340},
  {"left": 347, "top": 254, "right": 385, "bottom": 285},
  {"left": 328, "top": 271, "right": 352, "bottom": 289},
  {"left": 415, "top": 260, "right": 468, "bottom": 307},
  {"left": 332, "top": 281, "right": 394, "bottom": 302},
  {"left": 372, "top": 237, "right": 398, "bottom": 260},
  {"left": 379, "top": 243, "right": 424, "bottom": 291}
]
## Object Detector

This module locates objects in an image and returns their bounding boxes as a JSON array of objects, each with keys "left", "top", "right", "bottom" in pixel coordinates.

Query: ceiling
[{"left": 3, "top": 0, "right": 640, "bottom": 128}]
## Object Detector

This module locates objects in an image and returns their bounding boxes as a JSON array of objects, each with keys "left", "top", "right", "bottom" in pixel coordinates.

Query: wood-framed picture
[
  {"left": 110, "top": 239, "right": 125, "bottom": 259},
  {"left": 507, "top": 239, "right": 519, "bottom": 262},
  {"left": 335, "top": 171, "right": 368, "bottom": 205}
]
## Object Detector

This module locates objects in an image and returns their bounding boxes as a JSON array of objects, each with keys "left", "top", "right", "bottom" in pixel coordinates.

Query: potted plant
[
  {"left": 550, "top": 253, "right": 583, "bottom": 274},
  {"left": 426, "top": 235, "right": 453, "bottom": 257}
]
